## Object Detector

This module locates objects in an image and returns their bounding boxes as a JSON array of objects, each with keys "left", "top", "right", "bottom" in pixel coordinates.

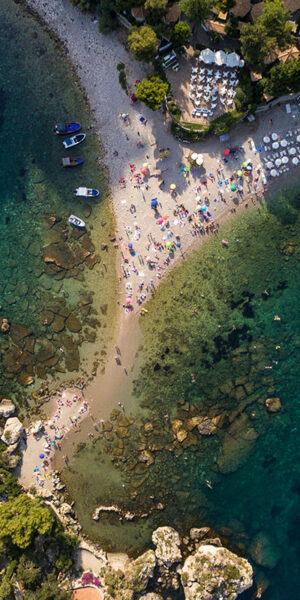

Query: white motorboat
[
  {"left": 68, "top": 215, "right": 86, "bottom": 228},
  {"left": 63, "top": 133, "right": 86, "bottom": 149},
  {"left": 74, "top": 187, "right": 99, "bottom": 197}
]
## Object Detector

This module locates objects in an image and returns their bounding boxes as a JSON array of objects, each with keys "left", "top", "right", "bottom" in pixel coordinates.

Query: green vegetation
[
  {"left": 128, "top": 25, "right": 158, "bottom": 62},
  {"left": 135, "top": 75, "right": 168, "bottom": 110},
  {"left": 179, "top": 0, "right": 213, "bottom": 22},
  {"left": 263, "top": 58, "right": 300, "bottom": 96},
  {"left": 144, "top": 0, "right": 168, "bottom": 23},
  {"left": 117, "top": 63, "right": 128, "bottom": 93},
  {"left": 171, "top": 21, "right": 191, "bottom": 47},
  {"left": 0, "top": 494, "right": 55, "bottom": 549}
]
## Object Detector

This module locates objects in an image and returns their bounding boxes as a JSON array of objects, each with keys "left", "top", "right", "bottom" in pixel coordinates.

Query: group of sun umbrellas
[{"left": 191, "top": 152, "right": 204, "bottom": 166}]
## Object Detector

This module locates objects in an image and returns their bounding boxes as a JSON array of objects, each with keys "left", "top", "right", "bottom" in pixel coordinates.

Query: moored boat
[
  {"left": 62, "top": 157, "right": 83, "bottom": 168},
  {"left": 63, "top": 133, "right": 86, "bottom": 149},
  {"left": 74, "top": 187, "right": 99, "bottom": 197},
  {"left": 68, "top": 215, "right": 86, "bottom": 228},
  {"left": 55, "top": 121, "right": 81, "bottom": 135}
]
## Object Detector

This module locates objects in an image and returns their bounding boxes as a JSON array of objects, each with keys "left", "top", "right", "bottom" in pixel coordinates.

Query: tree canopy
[
  {"left": 144, "top": 0, "right": 168, "bottom": 22},
  {"left": 135, "top": 76, "right": 169, "bottom": 110},
  {"left": 260, "top": 0, "right": 293, "bottom": 49},
  {"left": 263, "top": 58, "right": 300, "bottom": 96},
  {"left": 240, "top": 21, "right": 274, "bottom": 72},
  {"left": 179, "top": 0, "right": 213, "bottom": 23},
  {"left": 171, "top": 21, "right": 191, "bottom": 47},
  {"left": 0, "top": 494, "right": 55, "bottom": 549},
  {"left": 128, "top": 26, "right": 158, "bottom": 62}
]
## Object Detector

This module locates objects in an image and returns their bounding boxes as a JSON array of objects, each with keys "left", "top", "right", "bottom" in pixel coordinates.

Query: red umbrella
[
  {"left": 141, "top": 168, "right": 147, "bottom": 175},
  {"left": 223, "top": 148, "right": 230, "bottom": 156}
]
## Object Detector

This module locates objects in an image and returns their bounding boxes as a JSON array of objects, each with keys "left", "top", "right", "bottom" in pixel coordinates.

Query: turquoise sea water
[
  {"left": 0, "top": 1, "right": 116, "bottom": 413},
  {"left": 64, "top": 191, "right": 300, "bottom": 600}
]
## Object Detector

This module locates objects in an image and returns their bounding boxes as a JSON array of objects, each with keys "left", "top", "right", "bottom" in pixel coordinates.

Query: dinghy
[
  {"left": 74, "top": 187, "right": 99, "bottom": 197},
  {"left": 62, "top": 157, "right": 83, "bottom": 168},
  {"left": 68, "top": 215, "right": 86, "bottom": 228},
  {"left": 63, "top": 133, "right": 86, "bottom": 149},
  {"left": 55, "top": 121, "right": 81, "bottom": 135}
]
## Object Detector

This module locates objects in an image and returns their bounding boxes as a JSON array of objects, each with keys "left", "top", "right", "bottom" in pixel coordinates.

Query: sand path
[{"left": 20, "top": 0, "right": 300, "bottom": 491}]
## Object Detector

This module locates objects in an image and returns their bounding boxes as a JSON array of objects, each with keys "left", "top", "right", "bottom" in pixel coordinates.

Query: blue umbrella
[
  {"left": 128, "top": 243, "right": 133, "bottom": 249},
  {"left": 39, "top": 453, "right": 44, "bottom": 459},
  {"left": 34, "top": 466, "right": 40, "bottom": 472},
  {"left": 151, "top": 198, "right": 158, "bottom": 208},
  {"left": 177, "top": 242, "right": 181, "bottom": 247},
  {"left": 200, "top": 205, "right": 207, "bottom": 213}
]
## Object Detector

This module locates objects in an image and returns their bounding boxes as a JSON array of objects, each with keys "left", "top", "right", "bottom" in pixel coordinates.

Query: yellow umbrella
[
  {"left": 143, "top": 163, "right": 149, "bottom": 169},
  {"left": 170, "top": 183, "right": 176, "bottom": 190}
]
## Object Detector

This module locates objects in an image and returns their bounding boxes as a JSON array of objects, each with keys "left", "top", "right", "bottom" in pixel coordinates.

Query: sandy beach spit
[{"left": 20, "top": 0, "right": 299, "bottom": 491}]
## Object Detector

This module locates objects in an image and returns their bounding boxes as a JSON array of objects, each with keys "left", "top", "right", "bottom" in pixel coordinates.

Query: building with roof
[
  {"left": 163, "top": 3, "right": 181, "bottom": 24},
  {"left": 264, "top": 45, "right": 299, "bottom": 64},
  {"left": 204, "top": 19, "right": 227, "bottom": 35},
  {"left": 131, "top": 7, "right": 146, "bottom": 22},
  {"left": 230, "top": 0, "right": 251, "bottom": 20}
]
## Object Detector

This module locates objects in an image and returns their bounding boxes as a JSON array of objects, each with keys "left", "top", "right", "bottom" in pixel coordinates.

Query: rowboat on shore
[
  {"left": 62, "top": 157, "right": 83, "bottom": 168},
  {"left": 63, "top": 133, "right": 86, "bottom": 149},
  {"left": 74, "top": 187, "right": 99, "bottom": 197},
  {"left": 68, "top": 215, "right": 86, "bottom": 228},
  {"left": 55, "top": 121, "right": 81, "bottom": 135}
]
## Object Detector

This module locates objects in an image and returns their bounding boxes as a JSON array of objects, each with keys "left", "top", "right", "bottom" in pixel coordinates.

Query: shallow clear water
[
  {"left": 64, "top": 189, "right": 300, "bottom": 599},
  {"left": 0, "top": 1, "right": 116, "bottom": 412}
]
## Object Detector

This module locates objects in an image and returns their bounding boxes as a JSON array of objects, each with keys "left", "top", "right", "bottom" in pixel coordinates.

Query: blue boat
[
  {"left": 75, "top": 187, "right": 99, "bottom": 197},
  {"left": 62, "top": 157, "right": 83, "bottom": 168},
  {"left": 55, "top": 121, "right": 81, "bottom": 135}
]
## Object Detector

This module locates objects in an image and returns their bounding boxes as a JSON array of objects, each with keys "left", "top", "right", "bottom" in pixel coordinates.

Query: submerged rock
[
  {"left": 152, "top": 526, "right": 182, "bottom": 567},
  {"left": 126, "top": 550, "right": 156, "bottom": 592},
  {"left": 217, "top": 414, "right": 259, "bottom": 474},
  {"left": 265, "top": 397, "right": 281, "bottom": 413},
  {"left": 190, "top": 527, "right": 211, "bottom": 540},
  {"left": 180, "top": 544, "right": 253, "bottom": 600},
  {"left": 249, "top": 531, "right": 281, "bottom": 568}
]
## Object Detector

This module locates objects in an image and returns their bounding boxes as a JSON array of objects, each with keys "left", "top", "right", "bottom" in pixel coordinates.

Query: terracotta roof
[
  {"left": 250, "top": 2, "right": 265, "bottom": 21},
  {"left": 230, "top": 0, "right": 251, "bottom": 19},
  {"left": 163, "top": 3, "right": 181, "bottom": 23},
  {"left": 250, "top": 71, "right": 263, "bottom": 81},
  {"left": 277, "top": 46, "right": 299, "bottom": 62},
  {"left": 131, "top": 7, "right": 146, "bottom": 21},
  {"left": 204, "top": 19, "right": 227, "bottom": 34},
  {"left": 217, "top": 11, "right": 228, "bottom": 21},
  {"left": 282, "top": 0, "right": 300, "bottom": 14}
]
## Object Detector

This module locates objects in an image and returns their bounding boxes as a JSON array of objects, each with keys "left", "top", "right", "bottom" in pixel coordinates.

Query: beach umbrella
[
  {"left": 230, "top": 184, "right": 237, "bottom": 191},
  {"left": 297, "top": 135, "right": 300, "bottom": 143},
  {"left": 191, "top": 152, "right": 198, "bottom": 161},
  {"left": 263, "top": 136, "right": 270, "bottom": 143},
  {"left": 275, "top": 158, "right": 282, "bottom": 167},
  {"left": 34, "top": 467, "right": 40, "bottom": 472},
  {"left": 39, "top": 453, "right": 44, "bottom": 459},
  {"left": 242, "top": 161, "right": 248, "bottom": 168},
  {"left": 223, "top": 148, "right": 230, "bottom": 156},
  {"left": 126, "top": 297, "right": 132, "bottom": 305},
  {"left": 151, "top": 198, "right": 158, "bottom": 208},
  {"left": 270, "top": 169, "right": 278, "bottom": 177},
  {"left": 184, "top": 166, "right": 189, "bottom": 172},
  {"left": 157, "top": 218, "right": 164, "bottom": 224},
  {"left": 292, "top": 157, "right": 299, "bottom": 165},
  {"left": 128, "top": 243, "right": 133, "bottom": 249},
  {"left": 288, "top": 147, "right": 296, "bottom": 155},
  {"left": 176, "top": 242, "right": 181, "bottom": 247},
  {"left": 237, "top": 170, "right": 243, "bottom": 177},
  {"left": 200, "top": 205, "right": 207, "bottom": 213},
  {"left": 162, "top": 215, "right": 168, "bottom": 220},
  {"left": 282, "top": 156, "right": 289, "bottom": 164},
  {"left": 170, "top": 183, "right": 176, "bottom": 190},
  {"left": 280, "top": 139, "right": 287, "bottom": 147},
  {"left": 196, "top": 155, "right": 203, "bottom": 166},
  {"left": 166, "top": 241, "right": 172, "bottom": 248},
  {"left": 272, "top": 142, "right": 279, "bottom": 149},
  {"left": 143, "top": 163, "right": 149, "bottom": 169},
  {"left": 271, "top": 133, "right": 278, "bottom": 140},
  {"left": 266, "top": 161, "right": 274, "bottom": 169},
  {"left": 141, "top": 168, "right": 147, "bottom": 175}
]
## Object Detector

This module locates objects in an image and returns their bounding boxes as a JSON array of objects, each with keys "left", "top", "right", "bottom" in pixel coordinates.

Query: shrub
[
  {"left": 117, "top": 63, "right": 125, "bottom": 71},
  {"left": 119, "top": 70, "right": 128, "bottom": 93},
  {"left": 98, "top": 13, "right": 116, "bottom": 34}
]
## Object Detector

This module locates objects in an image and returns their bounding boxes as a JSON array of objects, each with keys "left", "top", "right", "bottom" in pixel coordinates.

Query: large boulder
[
  {"left": 152, "top": 526, "right": 182, "bottom": 567},
  {"left": 1, "top": 417, "right": 24, "bottom": 446},
  {"left": 126, "top": 550, "right": 156, "bottom": 593},
  {"left": 217, "top": 414, "right": 259, "bottom": 474},
  {"left": 249, "top": 532, "right": 281, "bottom": 568},
  {"left": 138, "top": 594, "right": 162, "bottom": 600},
  {"left": 181, "top": 544, "right": 253, "bottom": 600},
  {"left": 0, "top": 399, "right": 15, "bottom": 418}
]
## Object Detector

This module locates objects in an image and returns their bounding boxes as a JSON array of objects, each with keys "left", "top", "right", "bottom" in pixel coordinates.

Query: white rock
[
  {"left": 152, "top": 526, "right": 182, "bottom": 567},
  {"left": 126, "top": 550, "right": 156, "bottom": 593},
  {"left": 1, "top": 417, "right": 24, "bottom": 445},
  {"left": 181, "top": 544, "right": 253, "bottom": 600},
  {"left": 0, "top": 399, "right": 15, "bottom": 418}
]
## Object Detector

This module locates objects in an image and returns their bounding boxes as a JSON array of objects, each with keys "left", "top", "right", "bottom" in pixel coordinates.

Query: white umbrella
[
  {"left": 275, "top": 158, "right": 282, "bottom": 167},
  {"left": 289, "top": 147, "right": 296, "bottom": 155},
  {"left": 272, "top": 142, "right": 279, "bottom": 149},
  {"left": 263, "top": 136, "right": 270, "bottom": 143},
  {"left": 196, "top": 155, "right": 203, "bottom": 166},
  {"left": 270, "top": 169, "right": 278, "bottom": 177},
  {"left": 200, "top": 48, "right": 215, "bottom": 64},
  {"left": 214, "top": 50, "right": 227, "bottom": 66},
  {"left": 282, "top": 156, "right": 289, "bottom": 164},
  {"left": 296, "top": 135, "right": 300, "bottom": 142},
  {"left": 266, "top": 161, "right": 274, "bottom": 169},
  {"left": 292, "top": 157, "right": 299, "bottom": 165},
  {"left": 271, "top": 133, "right": 278, "bottom": 140},
  {"left": 226, "top": 53, "right": 240, "bottom": 68},
  {"left": 191, "top": 153, "right": 198, "bottom": 161},
  {"left": 280, "top": 139, "right": 287, "bottom": 147}
]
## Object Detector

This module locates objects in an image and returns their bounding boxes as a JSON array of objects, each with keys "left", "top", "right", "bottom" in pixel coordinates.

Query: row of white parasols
[{"left": 266, "top": 155, "right": 299, "bottom": 176}]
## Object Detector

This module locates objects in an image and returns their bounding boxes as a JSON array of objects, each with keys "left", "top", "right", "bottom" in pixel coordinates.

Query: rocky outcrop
[
  {"left": 249, "top": 532, "right": 281, "bottom": 568},
  {"left": 180, "top": 544, "right": 253, "bottom": 600},
  {"left": 126, "top": 550, "right": 156, "bottom": 593},
  {"left": 190, "top": 527, "right": 211, "bottom": 540},
  {"left": 217, "top": 413, "right": 259, "bottom": 474},
  {"left": 0, "top": 398, "right": 15, "bottom": 418},
  {"left": 93, "top": 505, "right": 135, "bottom": 521},
  {"left": 139, "top": 594, "right": 162, "bottom": 600},
  {"left": 1, "top": 417, "right": 24, "bottom": 446},
  {"left": 265, "top": 397, "right": 281, "bottom": 413},
  {"left": 152, "top": 526, "right": 182, "bottom": 567}
]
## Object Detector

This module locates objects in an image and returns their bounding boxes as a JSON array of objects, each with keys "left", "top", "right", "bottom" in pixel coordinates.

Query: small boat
[
  {"left": 63, "top": 133, "right": 86, "bottom": 149},
  {"left": 68, "top": 215, "right": 86, "bottom": 228},
  {"left": 62, "top": 157, "right": 83, "bottom": 168},
  {"left": 74, "top": 187, "right": 99, "bottom": 197},
  {"left": 55, "top": 121, "right": 81, "bottom": 135}
]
